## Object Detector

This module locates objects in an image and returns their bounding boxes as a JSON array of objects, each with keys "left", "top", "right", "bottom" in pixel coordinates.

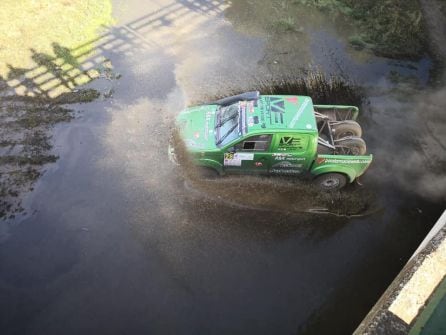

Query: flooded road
[{"left": 0, "top": 1, "right": 445, "bottom": 334}]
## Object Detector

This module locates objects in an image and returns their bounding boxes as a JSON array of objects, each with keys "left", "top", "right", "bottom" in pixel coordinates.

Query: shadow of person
[
  {"left": 52, "top": 43, "right": 82, "bottom": 86},
  {"left": 30, "top": 48, "right": 73, "bottom": 91},
  {"left": 51, "top": 42, "right": 80, "bottom": 69},
  {"left": 0, "top": 75, "right": 8, "bottom": 93},
  {"left": 6, "top": 64, "right": 48, "bottom": 98},
  {"left": 6, "top": 64, "right": 27, "bottom": 80}
]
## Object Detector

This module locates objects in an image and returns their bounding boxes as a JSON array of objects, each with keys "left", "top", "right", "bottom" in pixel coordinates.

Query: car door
[
  {"left": 269, "top": 133, "right": 312, "bottom": 175},
  {"left": 223, "top": 134, "right": 272, "bottom": 174}
]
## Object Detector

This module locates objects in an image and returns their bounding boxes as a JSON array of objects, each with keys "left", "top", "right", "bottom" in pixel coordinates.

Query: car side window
[{"left": 234, "top": 135, "right": 272, "bottom": 152}]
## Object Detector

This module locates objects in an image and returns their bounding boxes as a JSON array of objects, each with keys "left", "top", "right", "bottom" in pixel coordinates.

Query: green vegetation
[
  {"left": 294, "top": 0, "right": 426, "bottom": 59},
  {"left": 275, "top": 17, "right": 298, "bottom": 31},
  {"left": 0, "top": 0, "right": 114, "bottom": 78},
  {"left": 292, "top": 0, "right": 352, "bottom": 14}
]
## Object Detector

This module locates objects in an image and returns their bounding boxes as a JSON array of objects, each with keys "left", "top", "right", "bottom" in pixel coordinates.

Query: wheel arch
[
  {"left": 310, "top": 164, "right": 356, "bottom": 183},
  {"left": 196, "top": 158, "right": 223, "bottom": 174}
]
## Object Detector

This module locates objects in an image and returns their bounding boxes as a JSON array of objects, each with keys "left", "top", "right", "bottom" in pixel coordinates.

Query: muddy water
[{"left": 0, "top": 1, "right": 444, "bottom": 334}]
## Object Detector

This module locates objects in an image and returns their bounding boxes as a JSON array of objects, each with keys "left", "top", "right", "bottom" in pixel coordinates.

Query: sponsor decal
[
  {"left": 267, "top": 97, "right": 285, "bottom": 125},
  {"left": 224, "top": 152, "right": 254, "bottom": 167},
  {"left": 316, "top": 157, "right": 369, "bottom": 164},
  {"left": 273, "top": 153, "right": 306, "bottom": 161},
  {"left": 258, "top": 99, "right": 266, "bottom": 128},
  {"left": 270, "top": 169, "right": 301, "bottom": 174},
  {"left": 236, "top": 153, "right": 254, "bottom": 160},
  {"left": 248, "top": 101, "right": 255, "bottom": 114},
  {"left": 204, "top": 110, "right": 213, "bottom": 140},
  {"left": 272, "top": 153, "right": 292, "bottom": 157},
  {"left": 255, "top": 161, "right": 263, "bottom": 167},
  {"left": 258, "top": 97, "right": 287, "bottom": 127},
  {"left": 240, "top": 102, "right": 248, "bottom": 135},
  {"left": 194, "top": 132, "right": 200, "bottom": 139},
  {"left": 272, "top": 161, "right": 303, "bottom": 169},
  {"left": 248, "top": 116, "right": 254, "bottom": 127},
  {"left": 278, "top": 136, "right": 304, "bottom": 151},
  {"left": 323, "top": 159, "right": 370, "bottom": 164},
  {"left": 286, "top": 97, "right": 298, "bottom": 104},
  {"left": 289, "top": 97, "right": 310, "bottom": 128}
]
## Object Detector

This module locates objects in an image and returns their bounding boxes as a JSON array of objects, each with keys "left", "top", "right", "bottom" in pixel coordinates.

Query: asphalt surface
[{"left": 0, "top": 1, "right": 444, "bottom": 334}]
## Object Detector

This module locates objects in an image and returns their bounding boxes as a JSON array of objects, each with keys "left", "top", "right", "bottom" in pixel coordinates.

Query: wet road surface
[{"left": 0, "top": 1, "right": 444, "bottom": 334}]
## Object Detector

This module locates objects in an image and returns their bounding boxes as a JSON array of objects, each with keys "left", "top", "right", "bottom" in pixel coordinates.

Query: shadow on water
[
  {"left": 0, "top": 0, "right": 228, "bottom": 220},
  {"left": 0, "top": 87, "right": 105, "bottom": 220}
]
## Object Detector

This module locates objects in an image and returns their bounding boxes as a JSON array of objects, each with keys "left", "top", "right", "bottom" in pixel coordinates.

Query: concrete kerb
[{"left": 354, "top": 210, "right": 446, "bottom": 335}]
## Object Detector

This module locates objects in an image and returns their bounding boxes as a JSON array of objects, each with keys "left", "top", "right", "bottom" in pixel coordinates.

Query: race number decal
[{"left": 224, "top": 153, "right": 254, "bottom": 166}]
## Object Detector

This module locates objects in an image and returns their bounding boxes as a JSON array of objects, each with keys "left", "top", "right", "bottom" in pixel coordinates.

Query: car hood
[{"left": 176, "top": 105, "right": 219, "bottom": 151}]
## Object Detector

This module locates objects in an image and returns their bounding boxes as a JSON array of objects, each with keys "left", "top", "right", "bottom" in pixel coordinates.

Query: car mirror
[{"left": 227, "top": 146, "right": 235, "bottom": 153}]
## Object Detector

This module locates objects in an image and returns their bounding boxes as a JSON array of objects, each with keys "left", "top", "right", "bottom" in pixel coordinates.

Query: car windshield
[{"left": 215, "top": 102, "right": 242, "bottom": 147}]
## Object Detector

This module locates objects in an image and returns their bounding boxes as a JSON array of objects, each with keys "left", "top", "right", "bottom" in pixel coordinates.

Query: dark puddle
[
  {"left": 0, "top": 59, "right": 120, "bottom": 220},
  {"left": 183, "top": 176, "right": 377, "bottom": 217}
]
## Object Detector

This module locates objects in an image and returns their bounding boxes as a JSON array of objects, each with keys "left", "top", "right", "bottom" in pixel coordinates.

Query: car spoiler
[{"left": 210, "top": 91, "right": 260, "bottom": 106}]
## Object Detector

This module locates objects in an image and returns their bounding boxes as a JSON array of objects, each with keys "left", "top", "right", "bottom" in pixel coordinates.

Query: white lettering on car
[
  {"left": 289, "top": 97, "right": 310, "bottom": 128},
  {"left": 322, "top": 159, "right": 370, "bottom": 164}
]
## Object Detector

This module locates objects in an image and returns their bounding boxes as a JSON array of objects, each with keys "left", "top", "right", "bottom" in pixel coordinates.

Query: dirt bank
[{"left": 420, "top": 0, "right": 446, "bottom": 82}]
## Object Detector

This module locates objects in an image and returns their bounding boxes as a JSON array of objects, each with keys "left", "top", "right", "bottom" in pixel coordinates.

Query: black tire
[
  {"left": 335, "top": 137, "right": 367, "bottom": 156},
  {"left": 314, "top": 173, "right": 347, "bottom": 191},
  {"left": 197, "top": 166, "right": 219, "bottom": 179},
  {"left": 332, "top": 120, "right": 362, "bottom": 139}
]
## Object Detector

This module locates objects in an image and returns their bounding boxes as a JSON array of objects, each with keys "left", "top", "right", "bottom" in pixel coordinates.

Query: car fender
[
  {"left": 310, "top": 164, "right": 357, "bottom": 183},
  {"left": 196, "top": 158, "right": 223, "bottom": 174}
]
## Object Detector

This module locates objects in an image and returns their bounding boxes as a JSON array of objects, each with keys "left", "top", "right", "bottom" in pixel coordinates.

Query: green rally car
[{"left": 170, "top": 91, "right": 372, "bottom": 190}]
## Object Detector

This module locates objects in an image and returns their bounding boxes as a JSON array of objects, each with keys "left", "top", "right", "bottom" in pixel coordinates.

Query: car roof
[{"left": 244, "top": 95, "right": 318, "bottom": 134}]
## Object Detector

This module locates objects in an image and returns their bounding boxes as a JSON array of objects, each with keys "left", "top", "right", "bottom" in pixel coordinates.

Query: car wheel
[
  {"left": 335, "top": 137, "right": 367, "bottom": 156},
  {"left": 332, "top": 120, "right": 362, "bottom": 139},
  {"left": 314, "top": 173, "right": 347, "bottom": 191}
]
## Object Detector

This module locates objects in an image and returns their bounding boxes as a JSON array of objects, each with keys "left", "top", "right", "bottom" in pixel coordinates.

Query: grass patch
[
  {"left": 275, "top": 17, "right": 298, "bottom": 32},
  {"left": 0, "top": 155, "right": 58, "bottom": 166},
  {"left": 53, "top": 89, "right": 101, "bottom": 104},
  {"left": 0, "top": 0, "right": 114, "bottom": 77},
  {"left": 17, "top": 107, "right": 73, "bottom": 128},
  {"left": 294, "top": 0, "right": 426, "bottom": 59}
]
